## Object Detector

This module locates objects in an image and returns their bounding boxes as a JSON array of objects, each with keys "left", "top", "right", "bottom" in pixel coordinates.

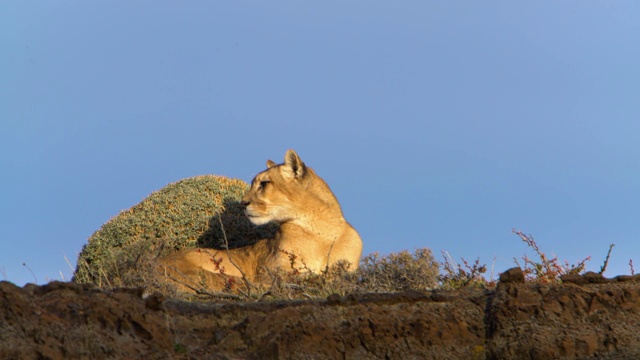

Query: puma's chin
[{"left": 245, "top": 212, "right": 272, "bottom": 226}]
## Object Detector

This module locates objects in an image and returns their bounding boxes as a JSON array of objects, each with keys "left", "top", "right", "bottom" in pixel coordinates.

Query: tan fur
[{"left": 159, "top": 149, "right": 363, "bottom": 291}]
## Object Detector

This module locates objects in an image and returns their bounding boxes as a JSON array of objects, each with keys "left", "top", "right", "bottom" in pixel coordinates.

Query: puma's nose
[{"left": 241, "top": 200, "right": 250, "bottom": 208}]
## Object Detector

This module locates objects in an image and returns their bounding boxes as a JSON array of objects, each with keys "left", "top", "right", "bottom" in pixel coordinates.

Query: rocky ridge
[{"left": 2, "top": 268, "right": 640, "bottom": 359}]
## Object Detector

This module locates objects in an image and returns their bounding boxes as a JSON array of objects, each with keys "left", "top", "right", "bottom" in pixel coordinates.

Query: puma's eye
[{"left": 259, "top": 180, "right": 270, "bottom": 188}]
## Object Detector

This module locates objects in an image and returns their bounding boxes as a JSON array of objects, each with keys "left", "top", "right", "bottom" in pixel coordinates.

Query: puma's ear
[
  {"left": 266, "top": 160, "right": 277, "bottom": 168},
  {"left": 282, "top": 149, "right": 306, "bottom": 179}
]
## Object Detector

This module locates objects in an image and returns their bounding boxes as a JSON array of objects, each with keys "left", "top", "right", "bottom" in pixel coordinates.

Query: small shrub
[
  {"left": 72, "top": 175, "right": 276, "bottom": 290},
  {"left": 439, "top": 252, "right": 489, "bottom": 289},
  {"left": 355, "top": 248, "right": 440, "bottom": 292},
  {"left": 255, "top": 248, "right": 440, "bottom": 300},
  {"left": 512, "top": 229, "right": 592, "bottom": 283}
]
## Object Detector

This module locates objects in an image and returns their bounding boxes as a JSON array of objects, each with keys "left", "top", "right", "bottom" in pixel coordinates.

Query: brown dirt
[{"left": 2, "top": 269, "right": 640, "bottom": 359}]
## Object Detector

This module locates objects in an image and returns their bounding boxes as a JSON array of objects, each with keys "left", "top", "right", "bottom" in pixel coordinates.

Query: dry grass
[
  {"left": 260, "top": 248, "right": 440, "bottom": 300},
  {"left": 152, "top": 247, "right": 441, "bottom": 302}
]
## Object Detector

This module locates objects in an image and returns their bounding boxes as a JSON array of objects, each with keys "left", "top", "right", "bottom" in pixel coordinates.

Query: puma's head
[{"left": 241, "top": 149, "right": 338, "bottom": 226}]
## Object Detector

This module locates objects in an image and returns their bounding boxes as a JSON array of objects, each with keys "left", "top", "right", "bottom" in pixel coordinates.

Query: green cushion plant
[{"left": 73, "top": 175, "right": 276, "bottom": 289}]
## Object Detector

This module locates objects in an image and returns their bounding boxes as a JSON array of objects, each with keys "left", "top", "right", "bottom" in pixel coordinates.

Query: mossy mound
[{"left": 73, "top": 175, "right": 277, "bottom": 289}]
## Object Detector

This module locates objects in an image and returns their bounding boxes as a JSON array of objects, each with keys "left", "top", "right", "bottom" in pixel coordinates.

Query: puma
[{"left": 159, "top": 149, "right": 363, "bottom": 291}]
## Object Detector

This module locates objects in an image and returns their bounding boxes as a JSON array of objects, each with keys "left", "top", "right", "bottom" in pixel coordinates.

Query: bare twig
[
  {"left": 63, "top": 252, "right": 75, "bottom": 272},
  {"left": 79, "top": 258, "right": 101, "bottom": 286},
  {"left": 283, "top": 283, "right": 304, "bottom": 290},
  {"left": 99, "top": 268, "right": 113, "bottom": 289},
  {"left": 512, "top": 228, "right": 592, "bottom": 282},
  {"left": 171, "top": 275, "right": 241, "bottom": 299},
  {"left": 599, "top": 244, "right": 615, "bottom": 275},
  {"left": 217, "top": 215, "right": 257, "bottom": 295},
  {"left": 60, "top": 252, "right": 77, "bottom": 282},
  {"left": 162, "top": 265, "right": 241, "bottom": 300},
  {"left": 513, "top": 257, "right": 522, "bottom": 269},
  {"left": 324, "top": 237, "right": 337, "bottom": 274},
  {"left": 22, "top": 262, "right": 37, "bottom": 284},
  {"left": 256, "top": 290, "right": 272, "bottom": 302},
  {"left": 630, "top": 259, "right": 635, "bottom": 276},
  {"left": 489, "top": 255, "right": 497, "bottom": 283}
]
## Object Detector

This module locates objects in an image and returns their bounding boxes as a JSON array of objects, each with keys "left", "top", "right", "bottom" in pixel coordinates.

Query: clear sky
[{"left": 2, "top": 1, "right": 639, "bottom": 286}]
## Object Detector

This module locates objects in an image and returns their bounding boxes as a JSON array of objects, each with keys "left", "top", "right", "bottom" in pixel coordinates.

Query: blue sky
[{"left": 2, "top": 1, "right": 639, "bottom": 286}]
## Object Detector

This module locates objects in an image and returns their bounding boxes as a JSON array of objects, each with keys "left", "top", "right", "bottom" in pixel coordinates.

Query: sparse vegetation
[
  {"left": 70, "top": 176, "right": 636, "bottom": 303},
  {"left": 22, "top": 263, "right": 37, "bottom": 284},
  {"left": 434, "top": 230, "right": 626, "bottom": 289},
  {"left": 357, "top": 249, "right": 439, "bottom": 292},
  {"left": 439, "top": 252, "right": 491, "bottom": 289},
  {"left": 262, "top": 248, "right": 440, "bottom": 300},
  {"left": 512, "top": 229, "right": 596, "bottom": 283},
  {"left": 599, "top": 243, "right": 615, "bottom": 275},
  {"left": 157, "top": 247, "right": 441, "bottom": 302}
]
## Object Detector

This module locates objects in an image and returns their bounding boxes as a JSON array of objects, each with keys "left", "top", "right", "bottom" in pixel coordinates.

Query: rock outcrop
[{"left": 2, "top": 270, "right": 640, "bottom": 359}]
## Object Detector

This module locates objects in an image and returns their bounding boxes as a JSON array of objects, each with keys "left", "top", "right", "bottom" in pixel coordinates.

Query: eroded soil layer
[{"left": 2, "top": 274, "right": 640, "bottom": 359}]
